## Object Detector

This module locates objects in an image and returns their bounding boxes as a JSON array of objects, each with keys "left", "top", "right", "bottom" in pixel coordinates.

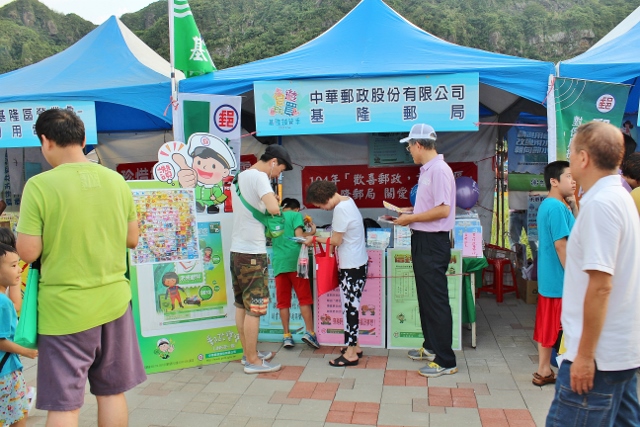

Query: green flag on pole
[{"left": 171, "top": 0, "right": 216, "bottom": 78}]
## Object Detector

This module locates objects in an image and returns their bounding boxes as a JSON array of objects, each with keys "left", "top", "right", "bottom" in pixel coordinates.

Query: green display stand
[{"left": 462, "top": 257, "right": 489, "bottom": 324}]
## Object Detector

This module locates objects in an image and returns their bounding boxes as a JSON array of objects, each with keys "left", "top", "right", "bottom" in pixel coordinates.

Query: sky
[{"left": 0, "top": 0, "right": 159, "bottom": 24}]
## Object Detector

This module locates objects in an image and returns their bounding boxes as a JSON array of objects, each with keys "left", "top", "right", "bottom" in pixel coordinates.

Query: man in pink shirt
[{"left": 395, "top": 124, "right": 457, "bottom": 378}]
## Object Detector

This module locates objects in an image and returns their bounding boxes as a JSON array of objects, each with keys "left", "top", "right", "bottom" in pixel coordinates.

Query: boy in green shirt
[{"left": 271, "top": 198, "right": 319, "bottom": 349}]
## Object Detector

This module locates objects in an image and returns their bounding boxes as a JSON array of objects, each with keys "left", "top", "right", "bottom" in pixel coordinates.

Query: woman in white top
[{"left": 305, "top": 180, "right": 368, "bottom": 367}]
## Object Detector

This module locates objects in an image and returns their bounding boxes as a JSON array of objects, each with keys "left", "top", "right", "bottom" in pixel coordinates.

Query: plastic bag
[{"left": 297, "top": 244, "right": 309, "bottom": 279}]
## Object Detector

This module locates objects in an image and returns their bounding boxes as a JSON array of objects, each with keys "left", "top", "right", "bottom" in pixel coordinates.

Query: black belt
[
  {"left": 511, "top": 210, "right": 526, "bottom": 213},
  {"left": 410, "top": 230, "right": 449, "bottom": 235}
]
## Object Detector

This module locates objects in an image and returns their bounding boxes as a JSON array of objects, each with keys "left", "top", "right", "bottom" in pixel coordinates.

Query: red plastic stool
[{"left": 477, "top": 258, "right": 519, "bottom": 303}]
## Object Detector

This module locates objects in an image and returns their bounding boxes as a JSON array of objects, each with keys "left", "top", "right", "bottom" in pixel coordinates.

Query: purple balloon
[{"left": 455, "top": 176, "right": 479, "bottom": 209}]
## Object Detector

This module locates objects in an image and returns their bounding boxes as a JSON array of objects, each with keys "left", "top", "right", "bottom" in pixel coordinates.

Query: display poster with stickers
[
  {"left": 127, "top": 180, "right": 240, "bottom": 374},
  {"left": 314, "top": 249, "right": 385, "bottom": 348},
  {"left": 386, "top": 249, "right": 462, "bottom": 350}
]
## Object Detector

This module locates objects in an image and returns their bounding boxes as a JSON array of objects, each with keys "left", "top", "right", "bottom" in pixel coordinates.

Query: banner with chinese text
[
  {"left": 254, "top": 73, "right": 479, "bottom": 136},
  {"left": 117, "top": 161, "right": 157, "bottom": 181},
  {"left": 0, "top": 101, "right": 97, "bottom": 148},
  {"left": 301, "top": 165, "right": 418, "bottom": 208},
  {"left": 301, "top": 163, "right": 476, "bottom": 209},
  {"left": 553, "top": 78, "right": 629, "bottom": 161}
]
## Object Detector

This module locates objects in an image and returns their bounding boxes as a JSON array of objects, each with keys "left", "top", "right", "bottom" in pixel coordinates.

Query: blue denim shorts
[{"left": 546, "top": 361, "right": 640, "bottom": 427}]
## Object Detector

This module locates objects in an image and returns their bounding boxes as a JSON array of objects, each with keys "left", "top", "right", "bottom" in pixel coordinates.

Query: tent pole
[
  {"left": 168, "top": 0, "right": 178, "bottom": 104},
  {"left": 500, "top": 138, "right": 505, "bottom": 248}
]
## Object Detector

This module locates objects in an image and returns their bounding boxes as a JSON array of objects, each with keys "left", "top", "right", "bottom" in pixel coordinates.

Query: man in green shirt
[{"left": 16, "top": 109, "right": 146, "bottom": 427}]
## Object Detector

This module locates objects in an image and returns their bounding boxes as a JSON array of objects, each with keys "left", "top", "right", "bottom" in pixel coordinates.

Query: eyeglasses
[{"left": 406, "top": 142, "right": 415, "bottom": 152}]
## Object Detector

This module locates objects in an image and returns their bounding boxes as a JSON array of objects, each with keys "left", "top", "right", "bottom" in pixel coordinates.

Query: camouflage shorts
[{"left": 230, "top": 252, "right": 270, "bottom": 317}]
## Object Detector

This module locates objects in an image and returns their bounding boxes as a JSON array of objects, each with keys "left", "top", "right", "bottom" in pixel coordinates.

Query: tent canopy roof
[
  {"left": 0, "top": 16, "right": 180, "bottom": 132},
  {"left": 559, "top": 6, "right": 640, "bottom": 83},
  {"left": 181, "top": 0, "right": 554, "bottom": 114},
  {"left": 558, "top": 5, "right": 640, "bottom": 113}
]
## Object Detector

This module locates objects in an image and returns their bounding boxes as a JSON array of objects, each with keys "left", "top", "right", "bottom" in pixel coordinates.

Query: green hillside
[
  {"left": 0, "top": 0, "right": 95, "bottom": 72},
  {"left": 1, "top": 0, "right": 639, "bottom": 74}
]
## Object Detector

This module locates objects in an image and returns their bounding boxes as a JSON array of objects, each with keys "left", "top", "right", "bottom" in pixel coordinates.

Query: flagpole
[{"left": 168, "top": 0, "right": 178, "bottom": 107}]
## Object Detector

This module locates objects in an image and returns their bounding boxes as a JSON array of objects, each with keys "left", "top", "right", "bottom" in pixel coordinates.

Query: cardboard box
[{"left": 517, "top": 275, "right": 538, "bottom": 304}]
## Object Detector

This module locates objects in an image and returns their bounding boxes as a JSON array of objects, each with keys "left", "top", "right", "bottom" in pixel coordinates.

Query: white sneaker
[
  {"left": 240, "top": 350, "right": 273, "bottom": 365},
  {"left": 26, "top": 387, "right": 36, "bottom": 412},
  {"left": 244, "top": 360, "right": 282, "bottom": 374},
  {"left": 407, "top": 348, "right": 436, "bottom": 361},
  {"left": 418, "top": 361, "right": 458, "bottom": 378}
]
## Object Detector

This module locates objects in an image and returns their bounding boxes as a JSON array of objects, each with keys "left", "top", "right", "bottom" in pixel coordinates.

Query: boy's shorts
[
  {"left": 0, "top": 370, "right": 28, "bottom": 425},
  {"left": 36, "top": 306, "right": 147, "bottom": 412},
  {"left": 533, "top": 295, "right": 562, "bottom": 348},
  {"left": 275, "top": 272, "right": 313, "bottom": 309},
  {"left": 230, "top": 252, "right": 270, "bottom": 317}
]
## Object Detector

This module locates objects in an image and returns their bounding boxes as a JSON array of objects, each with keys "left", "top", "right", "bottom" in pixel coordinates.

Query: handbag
[
  {"left": 314, "top": 237, "right": 339, "bottom": 296},
  {"left": 233, "top": 173, "right": 285, "bottom": 238},
  {"left": 14, "top": 259, "right": 39, "bottom": 349}
]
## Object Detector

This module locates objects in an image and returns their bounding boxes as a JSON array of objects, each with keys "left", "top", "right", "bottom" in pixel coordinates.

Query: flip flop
[
  {"left": 340, "top": 347, "right": 363, "bottom": 358},
  {"left": 329, "top": 355, "right": 359, "bottom": 367},
  {"left": 532, "top": 371, "right": 556, "bottom": 386}
]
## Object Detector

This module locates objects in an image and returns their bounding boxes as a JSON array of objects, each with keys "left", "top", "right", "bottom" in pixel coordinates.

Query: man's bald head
[{"left": 572, "top": 121, "right": 624, "bottom": 171}]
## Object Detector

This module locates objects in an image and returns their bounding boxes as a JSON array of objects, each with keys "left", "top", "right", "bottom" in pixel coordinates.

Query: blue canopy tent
[
  {"left": 558, "top": 6, "right": 640, "bottom": 115},
  {"left": 179, "top": 0, "right": 554, "bottom": 241},
  {"left": 181, "top": 0, "right": 554, "bottom": 115},
  {"left": 0, "top": 16, "right": 179, "bottom": 135}
]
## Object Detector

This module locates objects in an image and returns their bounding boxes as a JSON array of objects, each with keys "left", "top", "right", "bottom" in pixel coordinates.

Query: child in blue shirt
[{"left": 0, "top": 243, "right": 38, "bottom": 427}]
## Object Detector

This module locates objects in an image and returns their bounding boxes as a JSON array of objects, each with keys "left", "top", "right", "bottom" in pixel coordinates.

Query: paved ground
[{"left": 21, "top": 294, "right": 640, "bottom": 427}]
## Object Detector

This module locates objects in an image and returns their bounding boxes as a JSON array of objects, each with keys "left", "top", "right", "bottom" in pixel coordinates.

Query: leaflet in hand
[
  {"left": 383, "top": 200, "right": 413, "bottom": 214},
  {"left": 377, "top": 215, "right": 398, "bottom": 224},
  {"left": 287, "top": 236, "right": 307, "bottom": 243}
]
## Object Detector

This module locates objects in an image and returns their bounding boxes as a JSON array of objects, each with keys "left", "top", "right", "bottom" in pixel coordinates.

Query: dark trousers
[{"left": 411, "top": 230, "right": 456, "bottom": 368}]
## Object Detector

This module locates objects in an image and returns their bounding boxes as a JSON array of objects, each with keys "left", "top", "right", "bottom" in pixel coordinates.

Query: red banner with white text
[{"left": 301, "top": 162, "right": 477, "bottom": 209}]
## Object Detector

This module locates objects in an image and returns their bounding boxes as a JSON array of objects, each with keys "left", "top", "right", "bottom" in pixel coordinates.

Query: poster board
[
  {"left": 386, "top": 249, "right": 462, "bottom": 350},
  {"left": 128, "top": 180, "right": 240, "bottom": 374},
  {"left": 314, "top": 249, "right": 385, "bottom": 348}
]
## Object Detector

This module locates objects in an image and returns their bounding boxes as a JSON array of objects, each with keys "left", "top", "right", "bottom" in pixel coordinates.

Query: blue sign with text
[
  {"left": 254, "top": 73, "right": 479, "bottom": 136},
  {"left": 0, "top": 101, "right": 97, "bottom": 148}
]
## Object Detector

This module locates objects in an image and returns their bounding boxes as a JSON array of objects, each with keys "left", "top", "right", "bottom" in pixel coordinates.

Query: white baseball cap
[{"left": 399, "top": 123, "right": 437, "bottom": 143}]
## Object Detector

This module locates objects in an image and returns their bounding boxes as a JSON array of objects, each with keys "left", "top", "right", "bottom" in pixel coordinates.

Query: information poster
[
  {"left": 387, "top": 249, "right": 462, "bottom": 350},
  {"left": 128, "top": 181, "right": 240, "bottom": 374},
  {"left": 315, "top": 249, "right": 385, "bottom": 348},
  {"left": 259, "top": 247, "right": 306, "bottom": 342},
  {"left": 368, "top": 132, "right": 414, "bottom": 166},
  {"left": 526, "top": 192, "right": 547, "bottom": 243},
  {"left": 506, "top": 117, "right": 548, "bottom": 191}
]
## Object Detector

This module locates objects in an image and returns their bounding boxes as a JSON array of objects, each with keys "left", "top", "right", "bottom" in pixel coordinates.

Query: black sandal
[
  {"left": 329, "top": 354, "right": 359, "bottom": 367},
  {"left": 340, "top": 347, "right": 363, "bottom": 358}
]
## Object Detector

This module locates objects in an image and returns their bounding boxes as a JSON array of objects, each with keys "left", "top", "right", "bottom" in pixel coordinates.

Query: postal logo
[
  {"left": 596, "top": 94, "right": 615, "bottom": 113},
  {"left": 214, "top": 104, "right": 239, "bottom": 133}
]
